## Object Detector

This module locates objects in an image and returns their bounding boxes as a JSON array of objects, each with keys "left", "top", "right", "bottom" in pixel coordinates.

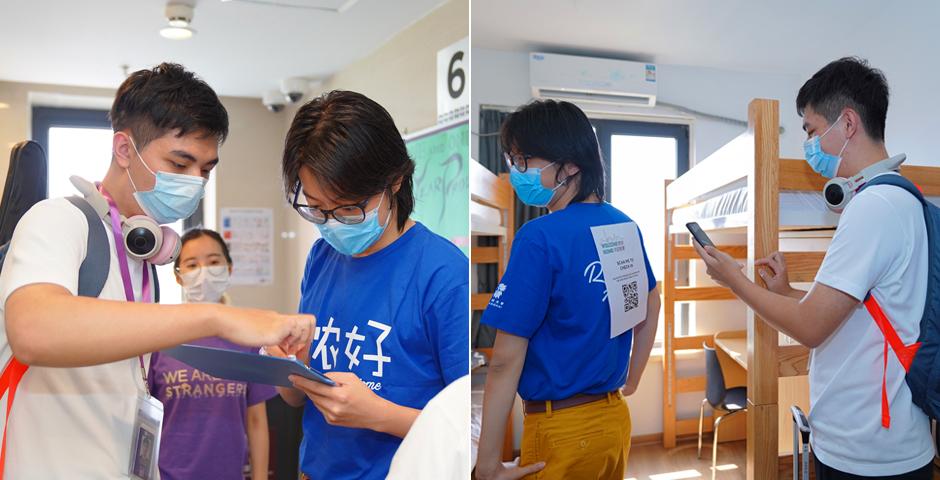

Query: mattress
[{"left": 670, "top": 178, "right": 940, "bottom": 233}]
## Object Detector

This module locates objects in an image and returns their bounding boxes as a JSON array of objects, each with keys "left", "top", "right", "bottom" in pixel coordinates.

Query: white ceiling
[
  {"left": 0, "top": 0, "right": 447, "bottom": 98},
  {"left": 471, "top": 0, "right": 939, "bottom": 77}
]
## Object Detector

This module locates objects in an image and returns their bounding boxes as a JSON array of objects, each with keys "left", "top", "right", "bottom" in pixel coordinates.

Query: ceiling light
[
  {"left": 0, "top": 103, "right": 10, "bottom": 110},
  {"left": 160, "top": 26, "right": 194, "bottom": 39},
  {"left": 160, "top": 3, "right": 196, "bottom": 40}
]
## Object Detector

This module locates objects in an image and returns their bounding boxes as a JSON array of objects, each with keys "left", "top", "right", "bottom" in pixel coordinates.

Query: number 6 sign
[{"left": 437, "top": 37, "right": 469, "bottom": 123}]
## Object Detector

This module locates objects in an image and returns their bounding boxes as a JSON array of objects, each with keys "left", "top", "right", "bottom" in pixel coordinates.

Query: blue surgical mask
[
  {"left": 509, "top": 163, "right": 566, "bottom": 207},
  {"left": 803, "top": 114, "right": 848, "bottom": 179},
  {"left": 315, "top": 192, "right": 392, "bottom": 256},
  {"left": 127, "top": 137, "right": 206, "bottom": 225}
]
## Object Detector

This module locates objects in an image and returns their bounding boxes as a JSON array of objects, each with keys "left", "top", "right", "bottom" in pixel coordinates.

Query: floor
[
  {"left": 624, "top": 438, "right": 940, "bottom": 480},
  {"left": 625, "top": 439, "right": 748, "bottom": 480}
]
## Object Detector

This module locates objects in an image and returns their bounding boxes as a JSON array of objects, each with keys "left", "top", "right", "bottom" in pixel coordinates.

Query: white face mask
[{"left": 179, "top": 265, "right": 230, "bottom": 303}]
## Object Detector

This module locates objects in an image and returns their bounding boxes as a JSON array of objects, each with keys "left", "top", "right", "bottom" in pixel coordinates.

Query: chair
[
  {"left": 791, "top": 405, "right": 811, "bottom": 480},
  {"left": 698, "top": 342, "right": 747, "bottom": 480}
]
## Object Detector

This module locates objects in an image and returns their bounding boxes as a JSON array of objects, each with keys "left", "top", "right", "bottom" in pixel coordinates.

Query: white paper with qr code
[{"left": 590, "top": 222, "right": 648, "bottom": 338}]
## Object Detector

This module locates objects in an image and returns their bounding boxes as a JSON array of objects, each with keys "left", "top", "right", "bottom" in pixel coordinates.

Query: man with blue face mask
[
  {"left": 692, "top": 58, "right": 933, "bottom": 479},
  {"left": 125, "top": 134, "right": 208, "bottom": 226},
  {"left": 0, "top": 63, "right": 316, "bottom": 478}
]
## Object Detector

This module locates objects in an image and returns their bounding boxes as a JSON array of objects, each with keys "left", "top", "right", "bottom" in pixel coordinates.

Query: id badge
[{"left": 128, "top": 394, "right": 164, "bottom": 480}]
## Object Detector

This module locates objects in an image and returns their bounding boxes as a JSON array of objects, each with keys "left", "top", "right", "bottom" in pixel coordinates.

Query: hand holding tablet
[{"left": 163, "top": 344, "right": 336, "bottom": 388}]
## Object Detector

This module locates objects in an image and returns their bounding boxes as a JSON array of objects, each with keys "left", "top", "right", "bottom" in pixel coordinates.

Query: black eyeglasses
[
  {"left": 291, "top": 181, "right": 369, "bottom": 225},
  {"left": 503, "top": 152, "right": 534, "bottom": 173}
]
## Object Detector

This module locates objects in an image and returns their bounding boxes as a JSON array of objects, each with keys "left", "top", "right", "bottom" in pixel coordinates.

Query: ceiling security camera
[
  {"left": 262, "top": 90, "right": 285, "bottom": 113},
  {"left": 281, "top": 77, "right": 308, "bottom": 103}
]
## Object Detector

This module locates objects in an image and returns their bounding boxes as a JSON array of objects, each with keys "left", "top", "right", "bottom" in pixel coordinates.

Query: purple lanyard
[{"left": 98, "top": 186, "right": 152, "bottom": 394}]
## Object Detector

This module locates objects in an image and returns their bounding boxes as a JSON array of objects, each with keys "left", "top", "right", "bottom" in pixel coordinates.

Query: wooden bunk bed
[
  {"left": 661, "top": 98, "right": 940, "bottom": 478},
  {"left": 469, "top": 157, "right": 516, "bottom": 462},
  {"left": 470, "top": 157, "right": 515, "bottom": 304}
]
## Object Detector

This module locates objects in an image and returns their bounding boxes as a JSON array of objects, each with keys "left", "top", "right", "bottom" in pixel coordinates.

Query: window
[
  {"left": 46, "top": 127, "right": 113, "bottom": 199},
  {"left": 593, "top": 119, "right": 690, "bottom": 351}
]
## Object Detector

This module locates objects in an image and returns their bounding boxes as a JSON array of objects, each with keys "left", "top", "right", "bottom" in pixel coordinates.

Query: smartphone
[{"left": 685, "top": 222, "right": 715, "bottom": 248}]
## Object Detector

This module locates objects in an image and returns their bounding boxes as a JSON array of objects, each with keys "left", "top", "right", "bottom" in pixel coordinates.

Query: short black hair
[
  {"left": 110, "top": 62, "right": 229, "bottom": 150},
  {"left": 797, "top": 57, "right": 889, "bottom": 141},
  {"left": 500, "top": 99, "right": 605, "bottom": 202},
  {"left": 282, "top": 90, "right": 415, "bottom": 231},
  {"left": 174, "top": 228, "right": 232, "bottom": 270}
]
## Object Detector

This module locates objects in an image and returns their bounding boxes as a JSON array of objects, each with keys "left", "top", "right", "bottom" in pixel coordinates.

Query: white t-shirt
[
  {"left": 811, "top": 171, "right": 934, "bottom": 475},
  {"left": 386, "top": 375, "right": 470, "bottom": 480},
  {"left": 0, "top": 197, "right": 151, "bottom": 479}
]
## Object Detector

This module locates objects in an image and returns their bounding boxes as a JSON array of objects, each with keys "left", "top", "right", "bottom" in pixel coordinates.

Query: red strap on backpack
[
  {"left": 864, "top": 294, "right": 921, "bottom": 428},
  {"left": 0, "top": 358, "right": 28, "bottom": 478}
]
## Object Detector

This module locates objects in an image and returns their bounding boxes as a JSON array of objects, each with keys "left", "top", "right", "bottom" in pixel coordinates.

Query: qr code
[{"left": 622, "top": 281, "right": 639, "bottom": 312}]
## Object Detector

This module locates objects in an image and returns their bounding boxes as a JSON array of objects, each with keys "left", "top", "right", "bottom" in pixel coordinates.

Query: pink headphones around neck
[{"left": 70, "top": 176, "right": 180, "bottom": 265}]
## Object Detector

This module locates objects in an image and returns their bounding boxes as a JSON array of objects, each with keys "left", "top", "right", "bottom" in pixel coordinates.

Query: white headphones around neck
[
  {"left": 822, "top": 155, "right": 906, "bottom": 213},
  {"left": 69, "top": 176, "right": 181, "bottom": 265}
]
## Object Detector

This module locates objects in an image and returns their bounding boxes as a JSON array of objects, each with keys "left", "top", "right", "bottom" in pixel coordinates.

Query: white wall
[
  {"left": 470, "top": 47, "right": 806, "bottom": 165},
  {"left": 472, "top": 46, "right": 940, "bottom": 169},
  {"left": 866, "top": 53, "right": 939, "bottom": 167},
  {"left": 213, "top": 97, "right": 297, "bottom": 313}
]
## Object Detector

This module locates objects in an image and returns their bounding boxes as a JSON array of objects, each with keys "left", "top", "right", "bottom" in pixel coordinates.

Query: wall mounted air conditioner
[{"left": 529, "top": 52, "right": 657, "bottom": 109}]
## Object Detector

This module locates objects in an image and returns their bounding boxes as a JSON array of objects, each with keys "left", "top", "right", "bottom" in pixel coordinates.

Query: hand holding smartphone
[{"left": 685, "top": 222, "right": 714, "bottom": 248}]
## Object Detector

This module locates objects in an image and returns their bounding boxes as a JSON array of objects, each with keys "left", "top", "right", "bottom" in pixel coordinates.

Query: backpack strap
[
  {"left": 64, "top": 195, "right": 159, "bottom": 302},
  {"left": 858, "top": 173, "right": 928, "bottom": 428},
  {"left": 0, "top": 197, "right": 111, "bottom": 474},
  {"left": 863, "top": 174, "right": 927, "bottom": 205},
  {"left": 0, "top": 357, "right": 27, "bottom": 479},
  {"left": 151, "top": 263, "right": 160, "bottom": 304},
  {"left": 65, "top": 196, "right": 110, "bottom": 298},
  {"left": 863, "top": 294, "right": 922, "bottom": 428}
]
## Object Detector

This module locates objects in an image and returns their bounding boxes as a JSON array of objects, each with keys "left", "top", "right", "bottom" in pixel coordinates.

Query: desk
[
  {"left": 714, "top": 331, "right": 747, "bottom": 370},
  {"left": 713, "top": 330, "right": 811, "bottom": 457},
  {"left": 714, "top": 330, "right": 748, "bottom": 389}
]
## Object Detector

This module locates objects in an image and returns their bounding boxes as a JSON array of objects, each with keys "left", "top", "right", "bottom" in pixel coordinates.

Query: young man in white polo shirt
[
  {"left": 0, "top": 63, "right": 315, "bottom": 478},
  {"left": 695, "top": 57, "right": 933, "bottom": 478}
]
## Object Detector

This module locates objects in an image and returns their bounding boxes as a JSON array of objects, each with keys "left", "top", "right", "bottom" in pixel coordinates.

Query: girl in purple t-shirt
[{"left": 148, "top": 229, "right": 277, "bottom": 480}]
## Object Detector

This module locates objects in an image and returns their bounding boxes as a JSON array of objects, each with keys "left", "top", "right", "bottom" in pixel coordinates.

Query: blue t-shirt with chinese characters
[
  {"left": 297, "top": 222, "right": 468, "bottom": 480},
  {"left": 481, "top": 202, "right": 656, "bottom": 401}
]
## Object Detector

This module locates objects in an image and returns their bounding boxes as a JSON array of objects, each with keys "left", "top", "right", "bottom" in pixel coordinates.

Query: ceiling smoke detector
[
  {"left": 281, "top": 77, "right": 308, "bottom": 103},
  {"left": 262, "top": 90, "right": 285, "bottom": 113},
  {"left": 160, "top": 3, "right": 196, "bottom": 40}
]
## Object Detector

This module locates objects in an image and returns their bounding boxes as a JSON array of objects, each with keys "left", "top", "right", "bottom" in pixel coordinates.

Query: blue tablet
[{"left": 161, "top": 344, "right": 336, "bottom": 388}]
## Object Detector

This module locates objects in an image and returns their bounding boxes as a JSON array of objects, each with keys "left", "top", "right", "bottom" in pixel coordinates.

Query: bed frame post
[
  {"left": 746, "top": 98, "right": 781, "bottom": 480},
  {"left": 662, "top": 179, "right": 677, "bottom": 448}
]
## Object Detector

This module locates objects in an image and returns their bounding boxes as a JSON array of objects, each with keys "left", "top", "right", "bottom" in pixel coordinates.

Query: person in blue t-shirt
[
  {"left": 475, "top": 100, "right": 661, "bottom": 480},
  {"left": 267, "top": 90, "right": 469, "bottom": 480}
]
